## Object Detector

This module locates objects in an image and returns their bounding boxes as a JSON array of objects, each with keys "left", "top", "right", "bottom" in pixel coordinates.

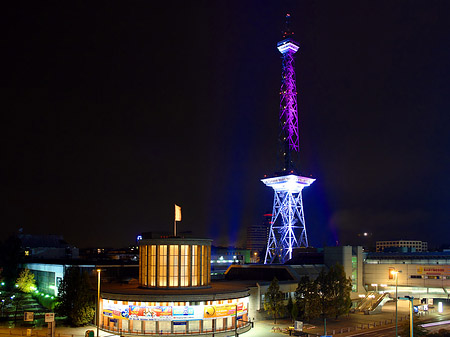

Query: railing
[{"left": 99, "top": 322, "right": 252, "bottom": 336}]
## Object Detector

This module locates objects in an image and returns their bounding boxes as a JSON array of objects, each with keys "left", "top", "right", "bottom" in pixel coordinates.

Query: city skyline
[{"left": 4, "top": 1, "right": 450, "bottom": 249}]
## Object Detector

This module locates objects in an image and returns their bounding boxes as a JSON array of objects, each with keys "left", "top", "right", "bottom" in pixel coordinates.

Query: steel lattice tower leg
[{"left": 263, "top": 175, "right": 313, "bottom": 264}]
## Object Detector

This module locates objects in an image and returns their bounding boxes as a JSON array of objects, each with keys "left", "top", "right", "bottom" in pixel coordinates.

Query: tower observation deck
[{"left": 263, "top": 14, "right": 315, "bottom": 264}]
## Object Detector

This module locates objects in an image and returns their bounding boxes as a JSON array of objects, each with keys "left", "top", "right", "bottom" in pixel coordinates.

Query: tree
[
  {"left": 286, "top": 296, "right": 294, "bottom": 322},
  {"left": 325, "top": 264, "right": 352, "bottom": 318},
  {"left": 295, "top": 276, "right": 321, "bottom": 321},
  {"left": 399, "top": 319, "right": 428, "bottom": 337},
  {"left": 55, "top": 267, "right": 95, "bottom": 326},
  {"left": 294, "top": 264, "right": 352, "bottom": 322},
  {"left": 264, "top": 277, "right": 284, "bottom": 324},
  {"left": 291, "top": 301, "right": 299, "bottom": 321},
  {"left": 316, "top": 269, "right": 331, "bottom": 319},
  {"left": 16, "top": 269, "right": 36, "bottom": 293}
]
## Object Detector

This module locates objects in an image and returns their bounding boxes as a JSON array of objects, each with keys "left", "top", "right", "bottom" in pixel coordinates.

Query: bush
[{"left": 32, "top": 293, "right": 56, "bottom": 310}]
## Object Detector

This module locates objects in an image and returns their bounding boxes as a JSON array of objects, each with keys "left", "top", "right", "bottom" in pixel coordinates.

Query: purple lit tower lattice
[{"left": 263, "top": 14, "right": 315, "bottom": 264}]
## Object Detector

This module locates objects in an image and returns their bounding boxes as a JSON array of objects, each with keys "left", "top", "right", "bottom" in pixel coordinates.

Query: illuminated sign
[
  {"left": 103, "top": 302, "right": 130, "bottom": 319},
  {"left": 129, "top": 306, "right": 172, "bottom": 321},
  {"left": 203, "top": 302, "right": 247, "bottom": 319},
  {"left": 416, "top": 266, "right": 450, "bottom": 276},
  {"left": 172, "top": 306, "right": 204, "bottom": 321}
]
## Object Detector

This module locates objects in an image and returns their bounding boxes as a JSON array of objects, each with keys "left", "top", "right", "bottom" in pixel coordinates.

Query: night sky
[{"left": 4, "top": 1, "right": 450, "bottom": 249}]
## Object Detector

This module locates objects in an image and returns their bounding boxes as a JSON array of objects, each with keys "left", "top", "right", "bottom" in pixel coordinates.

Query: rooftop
[{"left": 100, "top": 280, "right": 250, "bottom": 302}]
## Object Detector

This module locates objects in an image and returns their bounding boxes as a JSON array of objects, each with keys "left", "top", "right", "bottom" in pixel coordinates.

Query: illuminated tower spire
[
  {"left": 263, "top": 14, "right": 315, "bottom": 264},
  {"left": 278, "top": 13, "right": 299, "bottom": 172}
]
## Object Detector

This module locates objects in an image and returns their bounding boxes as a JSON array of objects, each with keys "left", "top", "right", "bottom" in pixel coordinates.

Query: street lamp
[
  {"left": 235, "top": 303, "right": 238, "bottom": 337},
  {"left": 97, "top": 269, "right": 101, "bottom": 337},
  {"left": 399, "top": 296, "right": 414, "bottom": 337},
  {"left": 391, "top": 269, "right": 402, "bottom": 337}
]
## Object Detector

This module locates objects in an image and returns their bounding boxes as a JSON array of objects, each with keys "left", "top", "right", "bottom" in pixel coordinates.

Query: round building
[{"left": 99, "top": 237, "right": 252, "bottom": 336}]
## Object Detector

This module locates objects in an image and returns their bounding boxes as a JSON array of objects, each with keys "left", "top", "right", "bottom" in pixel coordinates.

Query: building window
[
  {"left": 158, "top": 245, "right": 167, "bottom": 287},
  {"left": 202, "top": 245, "right": 208, "bottom": 285},
  {"left": 150, "top": 245, "right": 156, "bottom": 286},
  {"left": 207, "top": 245, "right": 211, "bottom": 284},
  {"left": 169, "top": 245, "right": 179, "bottom": 287},
  {"left": 192, "top": 245, "right": 198, "bottom": 286},
  {"left": 140, "top": 246, "right": 148, "bottom": 286},
  {"left": 351, "top": 256, "right": 357, "bottom": 292},
  {"left": 180, "top": 245, "right": 189, "bottom": 286}
]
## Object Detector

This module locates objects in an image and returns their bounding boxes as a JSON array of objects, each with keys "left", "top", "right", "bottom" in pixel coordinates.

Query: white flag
[{"left": 175, "top": 204, "right": 182, "bottom": 222}]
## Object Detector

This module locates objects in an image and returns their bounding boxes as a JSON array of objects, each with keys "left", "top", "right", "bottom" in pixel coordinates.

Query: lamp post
[
  {"left": 235, "top": 304, "right": 238, "bottom": 337},
  {"left": 391, "top": 269, "right": 402, "bottom": 337},
  {"left": 399, "top": 296, "right": 414, "bottom": 337},
  {"left": 97, "top": 269, "right": 101, "bottom": 337}
]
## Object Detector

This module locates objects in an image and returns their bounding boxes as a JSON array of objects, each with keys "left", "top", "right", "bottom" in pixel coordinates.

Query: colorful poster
[
  {"left": 103, "top": 302, "right": 129, "bottom": 319},
  {"left": 203, "top": 302, "right": 247, "bottom": 319},
  {"left": 129, "top": 306, "right": 172, "bottom": 321},
  {"left": 102, "top": 299, "right": 248, "bottom": 321},
  {"left": 172, "top": 306, "right": 204, "bottom": 321}
]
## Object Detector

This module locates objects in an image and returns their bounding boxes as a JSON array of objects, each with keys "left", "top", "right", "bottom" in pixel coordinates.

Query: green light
[
  {"left": 15, "top": 284, "right": 19, "bottom": 288},
  {"left": 1, "top": 282, "right": 4, "bottom": 286},
  {"left": 50, "top": 296, "right": 54, "bottom": 299},
  {"left": 35, "top": 290, "right": 39, "bottom": 294},
  {"left": 45, "top": 295, "right": 49, "bottom": 298}
]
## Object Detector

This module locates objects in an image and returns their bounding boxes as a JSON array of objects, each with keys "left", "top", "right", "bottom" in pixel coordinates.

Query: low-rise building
[{"left": 376, "top": 240, "right": 428, "bottom": 252}]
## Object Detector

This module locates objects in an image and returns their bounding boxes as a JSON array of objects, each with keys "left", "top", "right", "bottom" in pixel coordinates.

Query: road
[{"left": 342, "top": 313, "right": 450, "bottom": 337}]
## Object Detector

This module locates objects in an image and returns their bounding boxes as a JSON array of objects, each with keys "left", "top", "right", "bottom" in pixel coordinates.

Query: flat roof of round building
[
  {"left": 138, "top": 237, "right": 212, "bottom": 246},
  {"left": 100, "top": 280, "right": 249, "bottom": 302}
]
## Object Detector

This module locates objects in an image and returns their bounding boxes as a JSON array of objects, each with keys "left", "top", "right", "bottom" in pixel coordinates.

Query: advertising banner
[
  {"left": 416, "top": 266, "right": 450, "bottom": 276},
  {"left": 129, "top": 305, "right": 172, "bottom": 321},
  {"left": 102, "top": 299, "right": 247, "bottom": 321},
  {"left": 103, "top": 302, "right": 129, "bottom": 319},
  {"left": 172, "top": 306, "right": 204, "bottom": 321},
  {"left": 203, "top": 302, "right": 247, "bottom": 319}
]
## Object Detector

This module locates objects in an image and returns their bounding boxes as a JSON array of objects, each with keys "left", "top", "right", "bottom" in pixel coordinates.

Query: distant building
[
  {"left": 210, "top": 246, "right": 251, "bottom": 278},
  {"left": 376, "top": 240, "right": 428, "bottom": 252},
  {"left": 18, "top": 234, "right": 79, "bottom": 259},
  {"left": 79, "top": 246, "right": 139, "bottom": 262},
  {"left": 22, "top": 260, "right": 139, "bottom": 296},
  {"left": 246, "top": 214, "right": 271, "bottom": 262},
  {"left": 364, "top": 251, "right": 450, "bottom": 299}
]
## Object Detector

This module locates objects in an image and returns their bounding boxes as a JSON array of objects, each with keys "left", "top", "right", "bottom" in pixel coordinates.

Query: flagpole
[{"left": 174, "top": 204, "right": 181, "bottom": 237}]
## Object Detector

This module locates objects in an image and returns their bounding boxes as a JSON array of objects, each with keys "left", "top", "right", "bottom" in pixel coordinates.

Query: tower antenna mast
[{"left": 263, "top": 14, "right": 315, "bottom": 264}]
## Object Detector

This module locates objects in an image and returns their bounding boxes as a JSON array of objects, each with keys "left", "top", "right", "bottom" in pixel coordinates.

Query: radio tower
[{"left": 263, "top": 14, "right": 315, "bottom": 264}]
